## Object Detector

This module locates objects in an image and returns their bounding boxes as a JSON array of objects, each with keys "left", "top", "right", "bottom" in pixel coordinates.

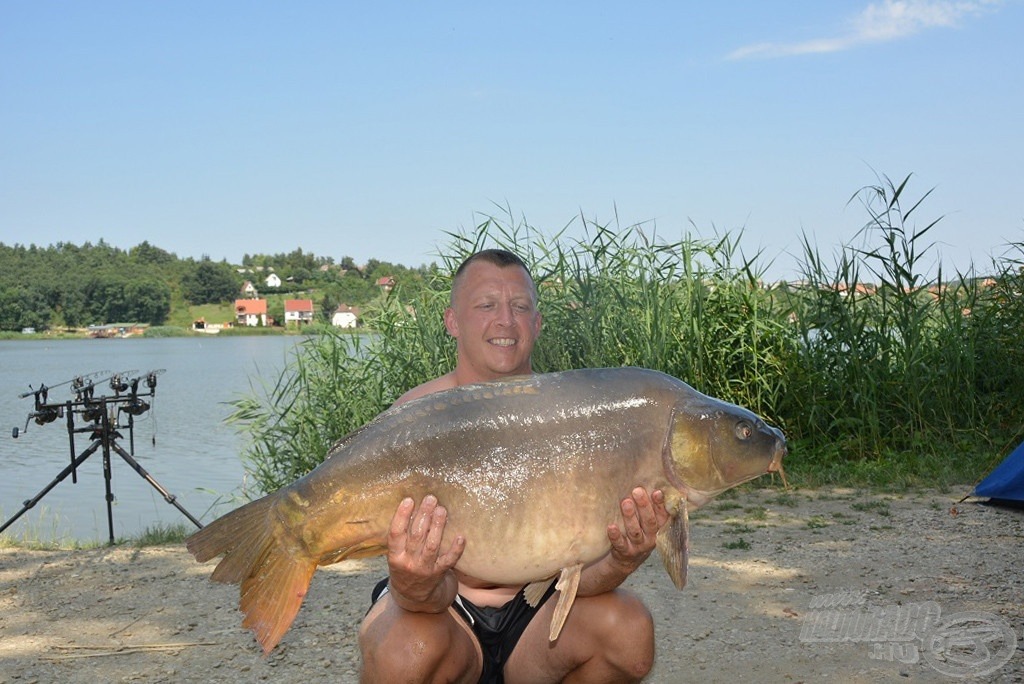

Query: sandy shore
[{"left": 2, "top": 487, "right": 1022, "bottom": 683}]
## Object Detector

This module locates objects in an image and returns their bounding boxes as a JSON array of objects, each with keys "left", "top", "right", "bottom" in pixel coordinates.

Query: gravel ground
[{"left": 2, "top": 487, "right": 1022, "bottom": 683}]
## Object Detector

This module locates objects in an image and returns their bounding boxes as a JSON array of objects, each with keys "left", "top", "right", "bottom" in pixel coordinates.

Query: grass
[
  {"left": 131, "top": 522, "right": 192, "bottom": 546},
  {"left": 831, "top": 512, "right": 858, "bottom": 526},
  {"left": 806, "top": 516, "right": 830, "bottom": 529},
  {"left": 768, "top": 493, "right": 801, "bottom": 508},
  {"left": 0, "top": 517, "right": 192, "bottom": 550},
  {"left": 744, "top": 506, "right": 768, "bottom": 521},
  {"left": 850, "top": 500, "right": 892, "bottom": 516}
]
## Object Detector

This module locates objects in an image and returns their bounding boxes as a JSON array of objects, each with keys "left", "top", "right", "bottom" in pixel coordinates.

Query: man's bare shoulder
[{"left": 393, "top": 372, "right": 459, "bottom": 406}]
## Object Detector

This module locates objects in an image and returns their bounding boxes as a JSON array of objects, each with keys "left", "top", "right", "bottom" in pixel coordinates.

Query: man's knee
[
  {"left": 586, "top": 589, "right": 653, "bottom": 634},
  {"left": 359, "top": 608, "right": 480, "bottom": 683},
  {"left": 583, "top": 591, "right": 656, "bottom": 677}
]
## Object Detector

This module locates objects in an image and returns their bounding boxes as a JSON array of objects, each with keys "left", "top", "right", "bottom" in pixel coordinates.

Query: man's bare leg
[
  {"left": 359, "top": 596, "right": 483, "bottom": 684},
  {"left": 503, "top": 588, "right": 655, "bottom": 684}
]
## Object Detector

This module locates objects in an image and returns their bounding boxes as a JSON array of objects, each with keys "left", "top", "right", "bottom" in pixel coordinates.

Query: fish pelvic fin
[
  {"left": 549, "top": 563, "right": 583, "bottom": 641},
  {"left": 656, "top": 497, "right": 689, "bottom": 589},
  {"left": 240, "top": 549, "right": 317, "bottom": 655},
  {"left": 523, "top": 577, "right": 556, "bottom": 608}
]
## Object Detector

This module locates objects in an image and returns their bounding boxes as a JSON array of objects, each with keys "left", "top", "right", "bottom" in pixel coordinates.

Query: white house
[
  {"left": 240, "top": 281, "right": 258, "bottom": 298},
  {"left": 332, "top": 304, "right": 359, "bottom": 328},
  {"left": 264, "top": 273, "right": 282, "bottom": 288}
]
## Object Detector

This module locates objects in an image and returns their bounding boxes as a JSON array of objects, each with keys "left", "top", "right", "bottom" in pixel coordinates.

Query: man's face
[{"left": 445, "top": 260, "right": 542, "bottom": 381}]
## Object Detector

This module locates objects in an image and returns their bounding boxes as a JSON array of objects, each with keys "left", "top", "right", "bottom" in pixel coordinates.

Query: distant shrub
[{"left": 143, "top": 326, "right": 192, "bottom": 338}]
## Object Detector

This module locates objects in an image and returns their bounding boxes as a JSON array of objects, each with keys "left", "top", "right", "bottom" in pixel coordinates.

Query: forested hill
[{"left": 0, "top": 240, "right": 434, "bottom": 332}]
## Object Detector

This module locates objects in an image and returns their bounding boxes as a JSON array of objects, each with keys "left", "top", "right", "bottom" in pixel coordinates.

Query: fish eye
[{"left": 735, "top": 421, "right": 753, "bottom": 441}]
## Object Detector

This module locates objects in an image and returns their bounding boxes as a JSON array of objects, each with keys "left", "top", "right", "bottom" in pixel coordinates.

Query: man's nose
[{"left": 495, "top": 302, "right": 515, "bottom": 325}]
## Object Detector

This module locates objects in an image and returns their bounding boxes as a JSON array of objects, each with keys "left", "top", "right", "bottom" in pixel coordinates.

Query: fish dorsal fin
[
  {"left": 548, "top": 563, "right": 584, "bottom": 641},
  {"left": 523, "top": 577, "right": 556, "bottom": 607},
  {"left": 656, "top": 497, "right": 689, "bottom": 589}
]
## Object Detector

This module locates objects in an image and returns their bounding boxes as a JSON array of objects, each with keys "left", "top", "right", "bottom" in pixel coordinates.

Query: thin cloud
[{"left": 728, "top": 0, "right": 1000, "bottom": 60}]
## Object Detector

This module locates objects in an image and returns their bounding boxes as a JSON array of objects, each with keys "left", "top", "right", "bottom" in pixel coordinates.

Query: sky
[{"left": 2, "top": 1, "right": 1022, "bottom": 281}]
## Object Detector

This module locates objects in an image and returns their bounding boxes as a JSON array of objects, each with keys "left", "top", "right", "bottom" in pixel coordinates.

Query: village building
[
  {"left": 284, "top": 299, "right": 315, "bottom": 326},
  {"left": 235, "top": 299, "right": 267, "bottom": 327},
  {"left": 332, "top": 304, "right": 360, "bottom": 328}
]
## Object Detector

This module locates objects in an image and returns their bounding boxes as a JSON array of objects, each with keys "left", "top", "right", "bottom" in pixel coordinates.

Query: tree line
[{"left": 0, "top": 240, "right": 434, "bottom": 331}]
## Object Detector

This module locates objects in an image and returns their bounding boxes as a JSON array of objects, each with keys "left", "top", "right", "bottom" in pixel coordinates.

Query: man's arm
[{"left": 577, "top": 487, "right": 669, "bottom": 596}]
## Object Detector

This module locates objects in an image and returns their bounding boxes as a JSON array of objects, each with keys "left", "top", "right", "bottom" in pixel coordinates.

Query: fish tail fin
[
  {"left": 185, "top": 495, "right": 277, "bottom": 582},
  {"left": 185, "top": 493, "right": 317, "bottom": 653}
]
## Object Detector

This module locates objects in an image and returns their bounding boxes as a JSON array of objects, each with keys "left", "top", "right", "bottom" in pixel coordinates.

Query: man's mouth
[{"left": 490, "top": 338, "right": 516, "bottom": 347}]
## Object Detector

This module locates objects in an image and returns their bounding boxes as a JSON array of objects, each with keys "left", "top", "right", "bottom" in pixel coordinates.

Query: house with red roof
[
  {"left": 284, "top": 299, "right": 315, "bottom": 326},
  {"left": 235, "top": 299, "right": 267, "bottom": 327}
]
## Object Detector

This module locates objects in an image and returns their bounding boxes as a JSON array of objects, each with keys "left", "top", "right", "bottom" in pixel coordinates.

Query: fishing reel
[
  {"left": 29, "top": 385, "right": 61, "bottom": 425},
  {"left": 33, "top": 405, "right": 62, "bottom": 426},
  {"left": 11, "top": 369, "right": 166, "bottom": 437},
  {"left": 81, "top": 396, "right": 106, "bottom": 424},
  {"left": 12, "top": 384, "right": 64, "bottom": 438},
  {"left": 119, "top": 370, "right": 163, "bottom": 417},
  {"left": 109, "top": 371, "right": 138, "bottom": 394},
  {"left": 122, "top": 380, "right": 150, "bottom": 416},
  {"left": 12, "top": 405, "right": 64, "bottom": 438}
]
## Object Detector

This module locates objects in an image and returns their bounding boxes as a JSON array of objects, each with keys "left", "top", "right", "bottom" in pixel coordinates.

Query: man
[{"left": 358, "top": 249, "right": 668, "bottom": 683}]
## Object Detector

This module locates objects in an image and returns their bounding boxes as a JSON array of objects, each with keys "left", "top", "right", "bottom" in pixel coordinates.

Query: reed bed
[{"left": 230, "top": 176, "right": 1023, "bottom": 493}]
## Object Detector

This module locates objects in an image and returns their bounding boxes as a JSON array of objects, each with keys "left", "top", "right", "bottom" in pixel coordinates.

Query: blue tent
[{"left": 975, "top": 441, "right": 1024, "bottom": 505}]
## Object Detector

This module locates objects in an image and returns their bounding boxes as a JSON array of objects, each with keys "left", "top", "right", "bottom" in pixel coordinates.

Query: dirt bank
[{"left": 2, "top": 487, "right": 1021, "bottom": 683}]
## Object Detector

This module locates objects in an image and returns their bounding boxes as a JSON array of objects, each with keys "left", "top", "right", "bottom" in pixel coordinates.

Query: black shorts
[{"left": 369, "top": 577, "right": 558, "bottom": 684}]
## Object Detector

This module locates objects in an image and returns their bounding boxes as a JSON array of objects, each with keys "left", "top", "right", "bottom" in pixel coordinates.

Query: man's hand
[
  {"left": 384, "top": 495, "right": 466, "bottom": 613},
  {"left": 578, "top": 487, "right": 670, "bottom": 596},
  {"left": 606, "top": 487, "right": 670, "bottom": 572}
]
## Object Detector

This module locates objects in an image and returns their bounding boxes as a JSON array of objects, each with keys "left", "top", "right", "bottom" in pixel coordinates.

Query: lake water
[{"left": 0, "top": 335, "right": 308, "bottom": 543}]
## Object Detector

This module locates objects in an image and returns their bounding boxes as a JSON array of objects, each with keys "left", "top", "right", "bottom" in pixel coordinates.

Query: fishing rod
[{"left": 4, "top": 368, "right": 202, "bottom": 544}]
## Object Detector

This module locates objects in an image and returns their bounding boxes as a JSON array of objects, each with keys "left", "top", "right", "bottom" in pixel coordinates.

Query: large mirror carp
[{"left": 187, "top": 367, "right": 787, "bottom": 653}]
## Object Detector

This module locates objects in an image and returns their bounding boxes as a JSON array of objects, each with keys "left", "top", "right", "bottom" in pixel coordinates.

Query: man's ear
[{"left": 443, "top": 307, "right": 458, "bottom": 337}]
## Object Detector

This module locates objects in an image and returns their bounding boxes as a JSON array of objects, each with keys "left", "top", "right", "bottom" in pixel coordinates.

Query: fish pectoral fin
[
  {"left": 656, "top": 498, "right": 689, "bottom": 590},
  {"left": 548, "top": 563, "right": 583, "bottom": 642},
  {"left": 523, "top": 577, "right": 556, "bottom": 608}
]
